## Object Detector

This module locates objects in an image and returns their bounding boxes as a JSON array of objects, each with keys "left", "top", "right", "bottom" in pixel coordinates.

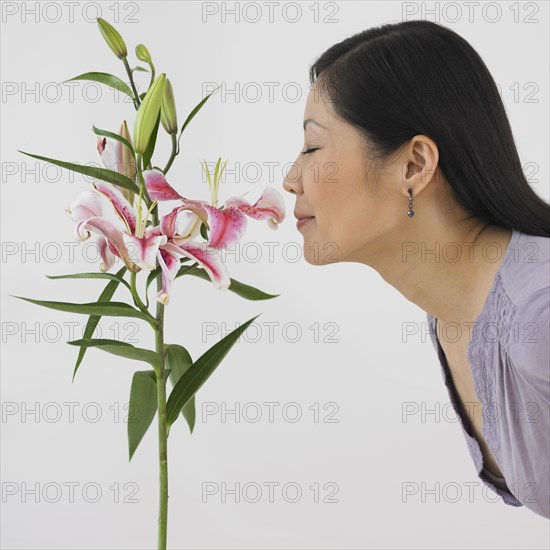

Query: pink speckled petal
[
  {"left": 156, "top": 248, "right": 181, "bottom": 305},
  {"left": 225, "top": 186, "right": 286, "bottom": 228},
  {"left": 93, "top": 181, "right": 137, "bottom": 234},
  {"left": 143, "top": 169, "right": 184, "bottom": 201},
  {"left": 162, "top": 241, "right": 230, "bottom": 290},
  {"left": 123, "top": 233, "right": 168, "bottom": 271},
  {"left": 74, "top": 216, "right": 139, "bottom": 272},
  {"left": 144, "top": 223, "right": 163, "bottom": 238},
  {"left": 202, "top": 204, "right": 247, "bottom": 249}
]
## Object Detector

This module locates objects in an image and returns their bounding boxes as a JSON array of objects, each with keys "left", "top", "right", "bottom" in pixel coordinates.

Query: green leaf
[
  {"left": 12, "top": 296, "right": 156, "bottom": 326},
  {"left": 166, "top": 313, "right": 261, "bottom": 428},
  {"left": 176, "top": 88, "right": 218, "bottom": 152},
  {"left": 92, "top": 125, "right": 135, "bottom": 156},
  {"left": 46, "top": 271, "right": 132, "bottom": 293},
  {"left": 186, "top": 268, "right": 280, "bottom": 301},
  {"left": 71, "top": 267, "right": 127, "bottom": 380},
  {"left": 17, "top": 151, "right": 139, "bottom": 195},
  {"left": 128, "top": 370, "right": 158, "bottom": 460},
  {"left": 145, "top": 261, "right": 279, "bottom": 305},
  {"left": 67, "top": 338, "right": 162, "bottom": 370},
  {"left": 142, "top": 111, "right": 161, "bottom": 169},
  {"left": 44, "top": 271, "right": 148, "bottom": 310},
  {"left": 132, "top": 66, "right": 149, "bottom": 73},
  {"left": 64, "top": 72, "right": 133, "bottom": 98},
  {"left": 165, "top": 344, "right": 195, "bottom": 434}
]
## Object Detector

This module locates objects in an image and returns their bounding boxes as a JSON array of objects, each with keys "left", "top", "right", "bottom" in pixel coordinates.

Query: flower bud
[
  {"left": 160, "top": 78, "right": 178, "bottom": 135},
  {"left": 133, "top": 74, "right": 167, "bottom": 155},
  {"left": 97, "top": 18, "right": 127, "bottom": 59},
  {"left": 135, "top": 44, "right": 152, "bottom": 64}
]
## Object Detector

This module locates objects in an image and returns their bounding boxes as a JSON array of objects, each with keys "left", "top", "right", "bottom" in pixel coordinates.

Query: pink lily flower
[
  {"left": 66, "top": 166, "right": 285, "bottom": 305},
  {"left": 142, "top": 168, "right": 286, "bottom": 250},
  {"left": 66, "top": 182, "right": 166, "bottom": 274},
  {"left": 65, "top": 181, "right": 231, "bottom": 304},
  {"left": 143, "top": 168, "right": 284, "bottom": 304}
]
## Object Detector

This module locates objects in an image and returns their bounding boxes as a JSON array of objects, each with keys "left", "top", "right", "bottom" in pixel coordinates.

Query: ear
[{"left": 401, "top": 135, "right": 440, "bottom": 197}]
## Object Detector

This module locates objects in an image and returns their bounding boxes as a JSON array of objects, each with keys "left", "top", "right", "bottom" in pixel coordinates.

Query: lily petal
[
  {"left": 144, "top": 223, "right": 163, "bottom": 238},
  {"left": 123, "top": 233, "right": 168, "bottom": 271},
  {"left": 143, "top": 168, "right": 184, "bottom": 201},
  {"left": 180, "top": 198, "right": 210, "bottom": 226},
  {"left": 97, "top": 236, "right": 115, "bottom": 272},
  {"left": 202, "top": 204, "right": 247, "bottom": 249},
  {"left": 97, "top": 132, "right": 136, "bottom": 204},
  {"left": 156, "top": 248, "right": 180, "bottom": 304},
  {"left": 74, "top": 216, "right": 140, "bottom": 272},
  {"left": 225, "top": 186, "right": 285, "bottom": 228},
  {"left": 93, "top": 181, "right": 137, "bottom": 234},
  {"left": 66, "top": 190, "right": 103, "bottom": 221},
  {"left": 107, "top": 239, "right": 118, "bottom": 254},
  {"left": 97, "top": 136, "right": 121, "bottom": 172},
  {"left": 162, "top": 241, "right": 230, "bottom": 290},
  {"left": 160, "top": 205, "right": 185, "bottom": 239},
  {"left": 175, "top": 210, "right": 203, "bottom": 243}
]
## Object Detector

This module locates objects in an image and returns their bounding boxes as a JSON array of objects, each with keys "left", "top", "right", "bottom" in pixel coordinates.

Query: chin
[{"left": 302, "top": 240, "right": 343, "bottom": 266}]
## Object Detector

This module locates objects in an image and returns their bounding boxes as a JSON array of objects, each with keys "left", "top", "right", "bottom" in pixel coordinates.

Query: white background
[{"left": 1, "top": 1, "right": 549, "bottom": 548}]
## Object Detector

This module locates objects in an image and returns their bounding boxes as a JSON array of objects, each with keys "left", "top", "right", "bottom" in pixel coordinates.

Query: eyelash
[{"left": 301, "top": 148, "right": 319, "bottom": 155}]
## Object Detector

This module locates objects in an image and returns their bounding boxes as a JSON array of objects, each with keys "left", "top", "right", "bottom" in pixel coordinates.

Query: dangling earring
[{"left": 407, "top": 188, "right": 414, "bottom": 218}]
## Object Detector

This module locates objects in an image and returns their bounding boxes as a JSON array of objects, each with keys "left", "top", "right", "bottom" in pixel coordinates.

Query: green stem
[
  {"left": 152, "top": 206, "right": 168, "bottom": 550},
  {"left": 155, "top": 324, "right": 168, "bottom": 550},
  {"left": 122, "top": 57, "right": 141, "bottom": 109},
  {"left": 163, "top": 134, "right": 178, "bottom": 175},
  {"left": 148, "top": 61, "right": 156, "bottom": 91}
]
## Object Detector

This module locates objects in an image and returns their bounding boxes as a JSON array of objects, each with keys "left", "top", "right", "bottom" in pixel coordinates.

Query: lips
[
  {"left": 296, "top": 216, "right": 314, "bottom": 229},
  {"left": 294, "top": 211, "right": 314, "bottom": 220},
  {"left": 294, "top": 209, "right": 314, "bottom": 229}
]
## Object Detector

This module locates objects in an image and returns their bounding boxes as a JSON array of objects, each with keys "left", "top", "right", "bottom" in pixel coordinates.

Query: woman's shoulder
[
  {"left": 500, "top": 228, "right": 549, "bottom": 304},
  {"left": 502, "top": 231, "right": 549, "bottom": 395},
  {"left": 506, "top": 284, "right": 549, "bottom": 388}
]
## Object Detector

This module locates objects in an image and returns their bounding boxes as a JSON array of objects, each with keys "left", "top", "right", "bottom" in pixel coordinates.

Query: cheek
[
  {"left": 303, "top": 161, "right": 374, "bottom": 255},
  {"left": 302, "top": 154, "right": 349, "bottom": 213}
]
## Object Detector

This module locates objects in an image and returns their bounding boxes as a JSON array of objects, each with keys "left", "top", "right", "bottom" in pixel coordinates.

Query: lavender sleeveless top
[{"left": 426, "top": 227, "right": 550, "bottom": 519}]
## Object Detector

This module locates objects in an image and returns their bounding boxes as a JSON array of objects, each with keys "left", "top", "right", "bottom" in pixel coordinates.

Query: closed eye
[{"left": 301, "top": 148, "right": 319, "bottom": 155}]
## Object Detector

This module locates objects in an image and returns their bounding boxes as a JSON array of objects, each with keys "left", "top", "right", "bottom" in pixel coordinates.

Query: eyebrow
[{"left": 303, "top": 118, "right": 327, "bottom": 131}]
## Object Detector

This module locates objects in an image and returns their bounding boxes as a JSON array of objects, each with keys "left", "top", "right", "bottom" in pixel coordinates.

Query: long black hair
[{"left": 309, "top": 20, "right": 549, "bottom": 238}]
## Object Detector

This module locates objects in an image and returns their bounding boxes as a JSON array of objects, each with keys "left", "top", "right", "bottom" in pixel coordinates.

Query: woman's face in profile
[{"left": 283, "top": 81, "right": 406, "bottom": 266}]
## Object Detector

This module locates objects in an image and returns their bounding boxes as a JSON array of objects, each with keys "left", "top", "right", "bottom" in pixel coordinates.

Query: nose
[{"left": 283, "top": 158, "right": 303, "bottom": 195}]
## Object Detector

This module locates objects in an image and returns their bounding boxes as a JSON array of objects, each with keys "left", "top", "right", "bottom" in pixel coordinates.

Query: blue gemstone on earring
[{"left": 407, "top": 210, "right": 414, "bottom": 217}]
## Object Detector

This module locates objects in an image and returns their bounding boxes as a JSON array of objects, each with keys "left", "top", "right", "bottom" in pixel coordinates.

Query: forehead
[{"left": 304, "top": 82, "right": 334, "bottom": 123}]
